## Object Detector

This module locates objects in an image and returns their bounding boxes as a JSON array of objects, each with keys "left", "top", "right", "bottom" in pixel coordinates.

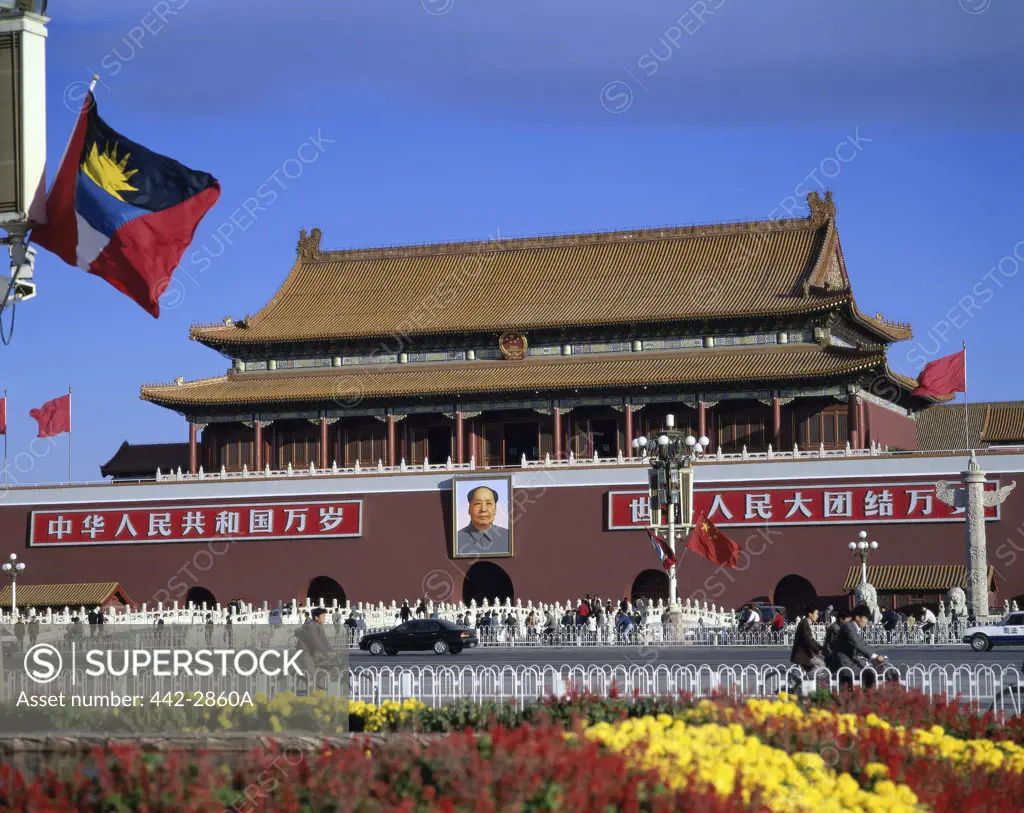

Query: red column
[
  {"left": 319, "top": 417, "right": 329, "bottom": 469},
  {"left": 859, "top": 398, "right": 867, "bottom": 448},
  {"left": 455, "top": 411, "right": 464, "bottom": 464},
  {"left": 553, "top": 408, "right": 562, "bottom": 460},
  {"left": 772, "top": 396, "right": 782, "bottom": 450},
  {"left": 386, "top": 414, "right": 396, "bottom": 466},
  {"left": 254, "top": 421, "right": 263, "bottom": 470},
  {"left": 697, "top": 401, "right": 707, "bottom": 439},
  {"left": 188, "top": 422, "right": 197, "bottom": 474},
  {"left": 624, "top": 406, "right": 633, "bottom": 457},
  {"left": 848, "top": 392, "right": 860, "bottom": 449}
]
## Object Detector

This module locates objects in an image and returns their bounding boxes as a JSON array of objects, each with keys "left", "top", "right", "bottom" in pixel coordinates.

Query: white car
[{"left": 964, "top": 612, "right": 1024, "bottom": 652}]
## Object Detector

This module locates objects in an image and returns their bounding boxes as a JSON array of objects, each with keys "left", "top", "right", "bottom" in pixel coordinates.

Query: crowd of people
[{"left": 388, "top": 594, "right": 653, "bottom": 640}]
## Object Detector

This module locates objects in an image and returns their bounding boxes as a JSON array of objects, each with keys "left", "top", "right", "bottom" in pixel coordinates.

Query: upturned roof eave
[{"left": 139, "top": 346, "right": 885, "bottom": 411}]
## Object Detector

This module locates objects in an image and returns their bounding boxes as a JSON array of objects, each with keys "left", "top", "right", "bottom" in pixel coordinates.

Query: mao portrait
[{"left": 453, "top": 476, "right": 513, "bottom": 558}]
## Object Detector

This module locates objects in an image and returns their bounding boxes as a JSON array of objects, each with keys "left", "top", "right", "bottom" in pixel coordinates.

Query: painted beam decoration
[
  {"left": 29, "top": 500, "right": 363, "bottom": 547},
  {"left": 607, "top": 481, "right": 1003, "bottom": 529}
]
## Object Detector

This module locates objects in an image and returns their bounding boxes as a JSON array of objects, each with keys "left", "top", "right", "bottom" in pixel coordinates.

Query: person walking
[
  {"left": 28, "top": 616, "right": 39, "bottom": 646},
  {"left": 204, "top": 613, "right": 214, "bottom": 647},
  {"left": 576, "top": 595, "right": 592, "bottom": 627},
  {"left": 400, "top": 601, "right": 412, "bottom": 623}
]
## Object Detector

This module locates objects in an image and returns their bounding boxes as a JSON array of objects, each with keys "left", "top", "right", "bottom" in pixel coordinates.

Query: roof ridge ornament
[
  {"left": 807, "top": 190, "right": 835, "bottom": 227},
  {"left": 297, "top": 227, "right": 322, "bottom": 261}
]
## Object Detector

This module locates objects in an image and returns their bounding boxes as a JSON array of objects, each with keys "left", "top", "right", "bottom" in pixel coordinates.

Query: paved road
[{"left": 349, "top": 645, "right": 1024, "bottom": 670}]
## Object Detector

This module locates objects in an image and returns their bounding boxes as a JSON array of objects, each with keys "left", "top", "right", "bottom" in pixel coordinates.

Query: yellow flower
[{"left": 584, "top": 714, "right": 923, "bottom": 813}]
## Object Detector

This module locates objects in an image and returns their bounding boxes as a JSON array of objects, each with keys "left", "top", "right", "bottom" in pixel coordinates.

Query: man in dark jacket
[
  {"left": 296, "top": 607, "right": 334, "bottom": 694},
  {"left": 827, "top": 604, "right": 885, "bottom": 688},
  {"left": 790, "top": 605, "right": 825, "bottom": 672}
]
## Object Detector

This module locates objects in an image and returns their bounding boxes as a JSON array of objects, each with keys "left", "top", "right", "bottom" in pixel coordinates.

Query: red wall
[
  {"left": 3, "top": 471, "right": 1024, "bottom": 611},
  {"left": 864, "top": 403, "right": 918, "bottom": 451}
]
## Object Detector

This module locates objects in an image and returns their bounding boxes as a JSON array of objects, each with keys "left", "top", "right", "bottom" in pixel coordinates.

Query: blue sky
[{"left": 1, "top": 0, "right": 1022, "bottom": 485}]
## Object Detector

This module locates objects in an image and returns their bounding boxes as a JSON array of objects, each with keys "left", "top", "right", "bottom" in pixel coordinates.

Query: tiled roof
[
  {"left": 141, "top": 345, "right": 886, "bottom": 408},
  {"left": 190, "top": 196, "right": 872, "bottom": 346},
  {"left": 843, "top": 565, "right": 995, "bottom": 593},
  {"left": 915, "top": 403, "right": 986, "bottom": 450},
  {"left": 915, "top": 401, "right": 1024, "bottom": 450},
  {"left": 981, "top": 402, "right": 1024, "bottom": 443},
  {"left": 100, "top": 441, "right": 191, "bottom": 478},
  {"left": 0, "top": 582, "right": 134, "bottom": 609}
]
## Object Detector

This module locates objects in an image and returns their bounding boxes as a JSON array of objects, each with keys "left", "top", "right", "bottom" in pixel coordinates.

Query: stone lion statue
[
  {"left": 853, "top": 582, "right": 881, "bottom": 623},
  {"left": 947, "top": 587, "right": 967, "bottom": 619}
]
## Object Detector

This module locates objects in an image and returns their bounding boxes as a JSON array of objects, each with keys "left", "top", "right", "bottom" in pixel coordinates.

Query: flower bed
[{"left": 2, "top": 688, "right": 1023, "bottom": 810}]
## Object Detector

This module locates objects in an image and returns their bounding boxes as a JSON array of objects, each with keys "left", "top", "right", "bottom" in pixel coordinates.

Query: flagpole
[
  {"left": 963, "top": 341, "right": 969, "bottom": 454},
  {"left": 67, "top": 386, "right": 72, "bottom": 483}
]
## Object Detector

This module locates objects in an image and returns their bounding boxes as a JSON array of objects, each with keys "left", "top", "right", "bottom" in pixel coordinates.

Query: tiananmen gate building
[{"left": 4, "top": 192, "right": 1024, "bottom": 617}]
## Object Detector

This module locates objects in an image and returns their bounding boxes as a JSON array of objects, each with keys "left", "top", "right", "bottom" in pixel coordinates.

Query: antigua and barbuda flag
[
  {"left": 31, "top": 92, "right": 220, "bottom": 317},
  {"left": 646, "top": 528, "right": 677, "bottom": 571}
]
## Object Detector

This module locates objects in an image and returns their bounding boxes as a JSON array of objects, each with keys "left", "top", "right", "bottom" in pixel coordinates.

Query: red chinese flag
[
  {"left": 686, "top": 512, "right": 740, "bottom": 568},
  {"left": 29, "top": 394, "right": 71, "bottom": 438},
  {"left": 0, "top": 395, "right": 5, "bottom": 435},
  {"left": 910, "top": 350, "right": 966, "bottom": 397}
]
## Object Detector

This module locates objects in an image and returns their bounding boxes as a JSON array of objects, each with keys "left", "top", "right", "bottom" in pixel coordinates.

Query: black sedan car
[{"left": 359, "top": 619, "right": 478, "bottom": 655}]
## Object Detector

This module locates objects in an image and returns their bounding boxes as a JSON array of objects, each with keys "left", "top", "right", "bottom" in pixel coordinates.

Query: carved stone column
[{"left": 935, "top": 452, "right": 1016, "bottom": 620}]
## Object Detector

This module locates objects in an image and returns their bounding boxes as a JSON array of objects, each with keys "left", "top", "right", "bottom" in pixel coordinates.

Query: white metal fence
[{"left": 4, "top": 664, "right": 1022, "bottom": 718}]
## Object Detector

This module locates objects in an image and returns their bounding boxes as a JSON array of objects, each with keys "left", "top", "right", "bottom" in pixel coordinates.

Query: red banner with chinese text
[
  {"left": 29, "top": 500, "right": 362, "bottom": 546},
  {"left": 607, "top": 481, "right": 1001, "bottom": 529}
]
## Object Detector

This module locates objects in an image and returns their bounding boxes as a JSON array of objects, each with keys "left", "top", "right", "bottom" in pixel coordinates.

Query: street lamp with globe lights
[
  {"left": 848, "top": 531, "right": 878, "bottom": 586},
  {"left": 632, "top": 414, "right": 710, "bottom": 610},
  {"left": 1, "top": 553, "right": 25, "bottom": 619}
]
